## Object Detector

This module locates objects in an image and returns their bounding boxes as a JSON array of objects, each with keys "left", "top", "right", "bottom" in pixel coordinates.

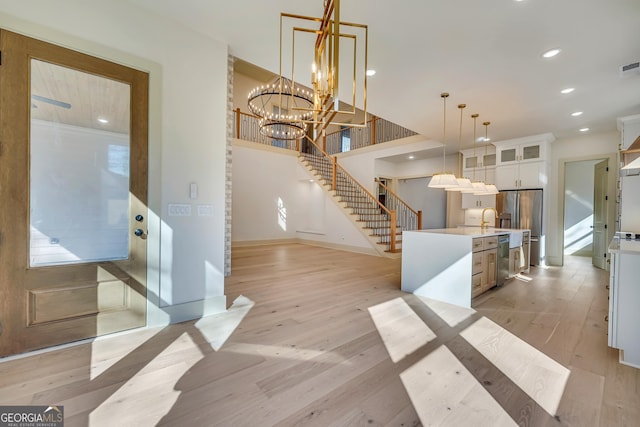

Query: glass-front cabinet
[
  {"left": 492, "top": 133, "right": 554, "bottom": 190},
  {"left": 461, "top": 146, "right": 496, "bottom": 184},
  {"left": 496, "top": 141, "right": 545, "bottom": 166}
]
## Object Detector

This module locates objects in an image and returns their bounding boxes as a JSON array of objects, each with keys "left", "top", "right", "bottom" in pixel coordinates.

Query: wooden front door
[{"left": 0, "top": 30, "right": 149, "bottom": 357}]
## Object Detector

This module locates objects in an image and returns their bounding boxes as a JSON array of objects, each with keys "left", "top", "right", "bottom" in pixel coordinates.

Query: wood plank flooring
[{"left": 0, "top": 243, "right": 639, "bottom": 426}]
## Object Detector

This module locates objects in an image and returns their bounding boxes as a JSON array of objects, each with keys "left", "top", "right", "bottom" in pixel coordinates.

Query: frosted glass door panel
[{"left": 30, "top": 59, "right": 131, "bottom": 267}]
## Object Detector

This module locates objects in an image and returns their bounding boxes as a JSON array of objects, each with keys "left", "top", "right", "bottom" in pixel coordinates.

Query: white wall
[
  {"left": 389, "top": 155, "right": 458, "bottom": 180},
  {"left": 231, "top": 142, "right": 300, "bottom": 242},
  {"left": 336, "top": 136, "right": 445, "bottom": 193},
  {"left": 0, "top": 0, "right": 229, "bottom": 324},
  {"left": 396, "top": 178, "right": 447, "bottom": 229},
  {"left": 547, "top": 131, "right": 618, "bottom": 266},
  {"left": 232, "top": 141, "right": 377, "bottom": 254}
]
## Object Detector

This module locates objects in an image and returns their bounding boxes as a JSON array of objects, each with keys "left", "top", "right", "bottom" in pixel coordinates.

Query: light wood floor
[{"left": 1, "top": 243, "right": 639, "bottom": 426}]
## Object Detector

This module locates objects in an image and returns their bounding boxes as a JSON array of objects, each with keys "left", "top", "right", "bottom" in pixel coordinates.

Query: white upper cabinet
[
  {"left": 461, "top": 193, "right": 496, "bottom": 209},
  {"left": 492, "top": 133, "right": 554, "bottom": 190},
  {"left": 495, "top": 161, "right": 546, "bottom": 190},
  {"left": 461, "top": 146, "right": 496, "bottom": 184},
  {"left": 496, "top": 140, "right": 547, "bottom": 166}
]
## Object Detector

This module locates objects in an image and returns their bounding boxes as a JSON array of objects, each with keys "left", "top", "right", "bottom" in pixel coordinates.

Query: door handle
[{"left": 134, "top": 228, "right": 147, "bottom": 239}]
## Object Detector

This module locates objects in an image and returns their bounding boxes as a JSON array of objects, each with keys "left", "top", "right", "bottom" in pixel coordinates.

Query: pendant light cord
[
  {"left": 483, "top": 121, "right": 491, "bottom": 182},
  {"left": 441, "top": 93, "right": 449, "bottom": 173},
  {"left": 457, "top": 104, "right": 466, "bottom": 177},
  {"left": 471, "top": 113, "right": 479, "bottom": 181}
]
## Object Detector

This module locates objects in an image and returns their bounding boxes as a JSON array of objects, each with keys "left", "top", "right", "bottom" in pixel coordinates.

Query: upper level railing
[
  {"left": 234, "top": 109, "right": 300, "bottom": 151},
  {"left": 325, "top": 117, "right": 418, "bottom": 155},
  {"left": 233, "top": 108, "right": 417, "bottom": 153}
]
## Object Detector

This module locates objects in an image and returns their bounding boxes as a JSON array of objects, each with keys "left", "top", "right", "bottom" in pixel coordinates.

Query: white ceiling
[{"left": 130, "top": 0, "right": 640, "bottom": 154}]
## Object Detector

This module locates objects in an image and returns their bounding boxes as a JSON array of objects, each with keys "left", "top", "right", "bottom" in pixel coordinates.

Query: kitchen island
[{"left": 401, "top": 227, "right": 529, "bottom": 308}]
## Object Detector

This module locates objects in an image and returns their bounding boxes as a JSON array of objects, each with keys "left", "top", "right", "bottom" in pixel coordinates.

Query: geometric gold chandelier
[{"left": 247, "top": 0, "right": 369, "bottom": 142}]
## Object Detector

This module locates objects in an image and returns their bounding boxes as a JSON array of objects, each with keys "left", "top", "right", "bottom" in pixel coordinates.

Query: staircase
[{"left": 300, "top": 152, "right": 404, "bottom": 254}]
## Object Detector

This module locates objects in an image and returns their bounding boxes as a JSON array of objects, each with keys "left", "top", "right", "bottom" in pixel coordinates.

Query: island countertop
[
  {"left": 405, "top": 227, "right": 525, "bottom": 237},
  {"left": 608, "top": 235, "right": 640, "bottom": 255}
]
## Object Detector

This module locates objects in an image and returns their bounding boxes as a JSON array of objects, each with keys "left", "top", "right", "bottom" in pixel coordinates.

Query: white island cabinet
[
  {"left": 401, "top": 228, "right": 526, "bottom": 308},
  {"left": 608, "top": 235, "right": 640, "bottom": 369}
]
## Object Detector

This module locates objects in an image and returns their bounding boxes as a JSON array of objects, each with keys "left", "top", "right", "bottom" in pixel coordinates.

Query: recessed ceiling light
[
  {"left": 542, "top": 48, "right": 561, "bottom": 59},
  {"left": 98, "top": 118, "right": 109, "bottom": 124},
  {"left": 366, "top": 69, "right": 376, "bottom": 77},
  {"left": 560, "top": 87, "right": 575, "bottom": 94},
  {"left": 571, "top": 111, "right": 583, "bottom": 117},
  {"left": 579, "top": 128, "right": 590, "bottom": 132},
  {"left": 408, "top": 155, "right": 415, "bottom": 159}
]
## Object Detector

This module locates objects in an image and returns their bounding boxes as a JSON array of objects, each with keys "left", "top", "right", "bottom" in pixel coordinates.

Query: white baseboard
[
  {"left": 232, "top": 237, "right": 381, "bottom": 257},
  {"left": 232, "top": 238, "right": 298, "bottom": 247},
  {"left": 147, "top": 295, "right": 227, "bottom": 327}
]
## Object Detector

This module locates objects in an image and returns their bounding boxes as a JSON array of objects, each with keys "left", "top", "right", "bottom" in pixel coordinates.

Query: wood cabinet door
[
  {"left": 484, "top": 250, "right": 497, "bottom": 289},
  {"left": 0, "top": 30, "right": 149, "bottom": 356}
]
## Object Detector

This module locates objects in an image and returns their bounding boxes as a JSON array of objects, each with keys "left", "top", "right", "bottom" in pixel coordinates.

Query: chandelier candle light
[
  {"left": 247, "top": 77, "right": 314, "bottom": 140},
  {"left": 246, "top": 0, "right": 370, "bottom": 143},
  {"left": 429, "top": 92, "right": 460, "bottom": 189}
]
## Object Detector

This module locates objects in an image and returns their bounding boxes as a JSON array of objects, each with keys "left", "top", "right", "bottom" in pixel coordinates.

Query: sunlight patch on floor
[
  {"left": 89, "top": 332, "right": 204, "bottom": 426},
  {"left": 195, "top": 295, "right": 255, "bottom": 351},
  {"left": 222, "top": 342, "right": 351, "bottom": 364},
  {"left": 400, "top": 345, "right": 517, "bottom": 427},
  {"left": 368, "top": 297, "right": 436, "bottom": 363},
  {"left": 460, "top": 316, "right": 570, "bottom": 416}
]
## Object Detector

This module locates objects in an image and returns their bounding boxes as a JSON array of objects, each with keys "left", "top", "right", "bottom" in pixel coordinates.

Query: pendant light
[
  {"left": 446, "top": 103, "right": 473, "bottom": 192},
  {"left": 428, "top": 93, "right": 459, "bottom": 189},
  {"left": 479, "top": 121, "right": 499, "bottom": 195},
  {"left": 469, "top": 113, "right": 487, "bottom": 194}
]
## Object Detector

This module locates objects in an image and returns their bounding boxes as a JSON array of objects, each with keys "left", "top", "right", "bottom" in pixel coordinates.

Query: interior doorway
[{"left": 563, "top": 158, "right": 608, "bottom": 269}]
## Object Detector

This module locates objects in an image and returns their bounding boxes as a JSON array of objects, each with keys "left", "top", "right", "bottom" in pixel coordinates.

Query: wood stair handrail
[
  {"left": 375, "top": 178, "right": 422, "bottom": 229},
  {"left": 304, "top": 136, "right": 391, "bottom": 215},
  {"left": 302, "top": 135, "right": 398, "bottom": 252}
]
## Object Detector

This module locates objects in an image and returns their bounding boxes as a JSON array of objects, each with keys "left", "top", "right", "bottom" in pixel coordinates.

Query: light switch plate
[
  {"left": 168, "top": 204, "right": 192, "bottom": 216},
  {"left": 197, "top": 205, "right": 214, "bottom": 216}
]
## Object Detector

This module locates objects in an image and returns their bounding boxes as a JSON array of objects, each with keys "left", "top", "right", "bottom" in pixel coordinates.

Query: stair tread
[{"left": 303, "top": 154, "right": 418, "bottom": 253}]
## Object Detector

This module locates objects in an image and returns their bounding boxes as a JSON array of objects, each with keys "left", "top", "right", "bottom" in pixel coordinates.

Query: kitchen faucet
[{"left": 481, "top": 207, "right": 498, "bottom": 229}]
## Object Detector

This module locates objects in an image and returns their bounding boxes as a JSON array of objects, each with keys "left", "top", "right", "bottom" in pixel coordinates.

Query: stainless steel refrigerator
[{"left": 496, "top": 189, "right": 543, "bottom": 266}]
